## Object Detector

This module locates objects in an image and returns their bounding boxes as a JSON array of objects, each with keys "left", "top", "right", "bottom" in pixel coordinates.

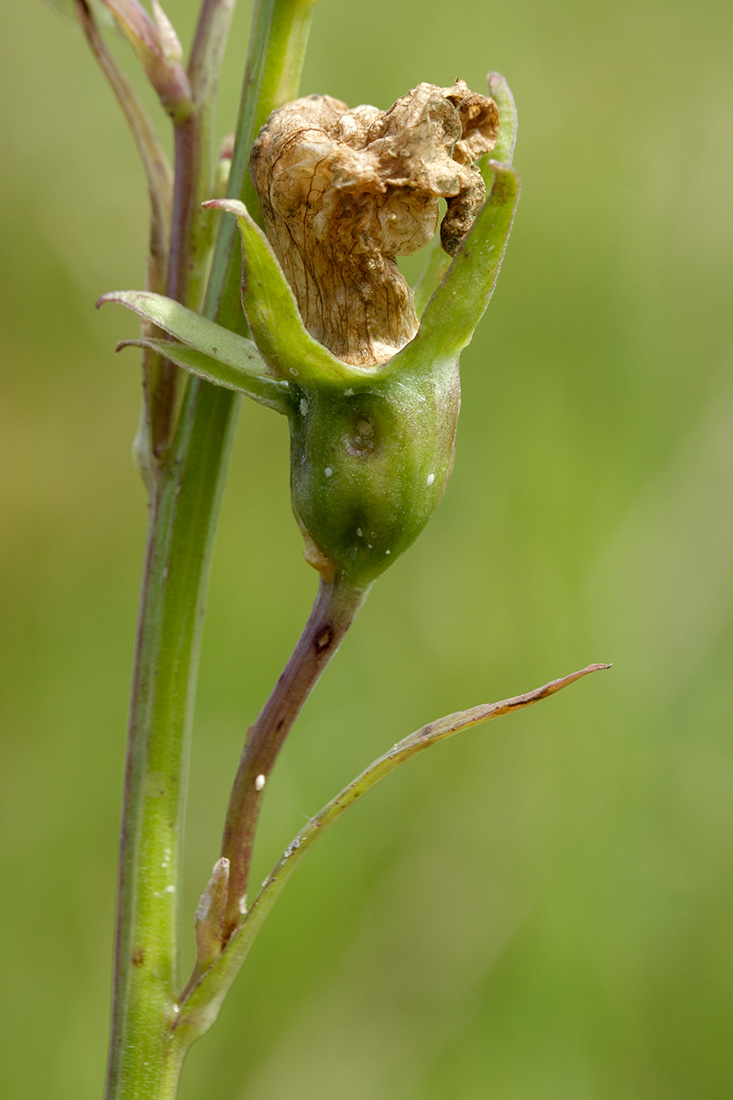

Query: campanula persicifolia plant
[{"left": 48, "top": 2, "right": 609, "bottom": 1096}]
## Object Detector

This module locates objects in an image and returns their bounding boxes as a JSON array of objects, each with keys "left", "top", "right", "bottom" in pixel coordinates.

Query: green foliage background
[{"left": 2, "top": 1, "right": 732, "bottom": 1097}]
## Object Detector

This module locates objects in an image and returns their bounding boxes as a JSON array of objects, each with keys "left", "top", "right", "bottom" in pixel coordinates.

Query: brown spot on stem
[
  {"left": 131, "top": 948, "right": 145, "bottom": 967},
  {"left": 314, "top": 624, "right": 334, "bottom": 654}
]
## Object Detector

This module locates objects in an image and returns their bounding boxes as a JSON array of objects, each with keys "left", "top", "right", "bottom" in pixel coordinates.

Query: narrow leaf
[
  {"left": 97, "top": 290, "right": 269, "bottom": 377},
  {"left": 256, "top": 663, "right": 611, "bottom": 900},
  {"left": 187, "top": 0, "right": 236, "bottom": 108},
  {"left": 176, "top": 662, "right": 609, "bottom": 1039},
  {"left": 98, "top": 0, "right": 192, "bottom": 114},
  {"left": 118, "top": 338, "right": 291, "bottom": 413}
]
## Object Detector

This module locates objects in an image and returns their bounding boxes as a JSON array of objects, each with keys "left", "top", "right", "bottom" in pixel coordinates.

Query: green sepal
[
  {"left": 97, "top": 289, "right": 269, "bottom": 377},
  {"left": 118, "top": 338, "right": 291, "bottom": 413},
  {"left": 412, "top": 242, "right": 452, "bottom": 320},
  {"left": 413, "top": 73, "right": 517, "bottom": 318},
  {"left": 487, "top": 72, "right": 518, "bottom": 168},
  {"left": 205, "top": 200, "right": 374, "bottom": 388},
  {"left": 398, "top": 161, "right": 519, "bottom": 372}
]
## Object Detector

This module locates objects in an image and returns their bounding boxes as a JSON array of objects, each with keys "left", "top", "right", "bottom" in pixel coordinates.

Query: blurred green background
[{"left": 2, "top": 1, "right": 732, "bottom": 1097}]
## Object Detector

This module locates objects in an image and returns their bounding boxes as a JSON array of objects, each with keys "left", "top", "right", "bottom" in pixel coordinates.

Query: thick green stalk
[
  {"left": 104, "top": 2, "right": 318, "bottom": 1097},
  {"left": 105, "top": 390, "right": 239, "bottom": 1100},
  {"left": 205, "top": 0, "right": 317, "bottom": 329}
]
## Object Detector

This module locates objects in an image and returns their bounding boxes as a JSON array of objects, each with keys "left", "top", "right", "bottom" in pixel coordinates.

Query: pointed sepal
[
  {"left": 97, "top": 289, "right": 268, "bottom": 377},
  {"left": 487, "top": 72, "right": 518, "bottom": 167},
  {"left": 118, "top": 337, "right": 291, "bottom": 413},
  {"left": 413, "top": 73, "right": 517, "bottom": 318},
  {"left": 398, "top": 162, "right": 519, "bottom": 371},
  {"left": 204, "top": 200, "right": 371, "bottom": 388}
]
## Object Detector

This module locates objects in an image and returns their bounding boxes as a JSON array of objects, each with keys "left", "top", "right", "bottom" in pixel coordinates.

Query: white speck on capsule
[
  {"left": 426, "top": 472, "right": 435, "bottom": 486},
  {"left": 324, "top": 467, "right": 333, "bottom": 478},
  {"left": 255, "top": 774, "right": 266, "bottom": 791},
  {"left": 356, "top": 527, "right": 363, "bottom": 537},
  {"left": 344, "top": 388, "right": 355, "bottom": 396},
  {"left": 299, "top": 397, "right": 309, "bottom": 416},
  {"left": 385, "top": 549, "right": 391, "bottom": 555}
]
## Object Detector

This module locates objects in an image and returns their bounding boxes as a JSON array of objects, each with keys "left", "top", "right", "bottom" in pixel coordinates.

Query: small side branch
[
  {"left": 219, "top": 578, "right": 368, "bottom": 940},
  {"left": 175, "top": 661, "right": 610, "bottom": 1042}
]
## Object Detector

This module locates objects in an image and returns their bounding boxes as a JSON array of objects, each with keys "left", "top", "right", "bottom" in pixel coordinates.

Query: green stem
[
  {"left": 105, "top": 384, "right": 242, "bottom": 1100},
  {"left": 150, "top": 114, "right": 202, "bottom": 455},
  {"left": 205, "top": 0, "right": 318, "bottom": 330},
  {"left": 104, "top": 2, "right": 319, "bottom": 1097}
]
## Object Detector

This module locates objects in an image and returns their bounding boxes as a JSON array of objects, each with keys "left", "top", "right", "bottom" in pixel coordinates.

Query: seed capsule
[{"left": 289, "top": 358, "right": 460, "bottom": 584}]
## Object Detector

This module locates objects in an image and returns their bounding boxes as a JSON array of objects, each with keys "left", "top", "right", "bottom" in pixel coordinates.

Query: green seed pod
[{"left": 289, "top": 359, "right": 460, "bottom": 585}]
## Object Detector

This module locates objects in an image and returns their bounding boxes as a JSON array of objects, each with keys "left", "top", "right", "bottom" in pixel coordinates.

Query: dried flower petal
[{"left": 250, "top": 81, "right": 499, "bottom": 366}]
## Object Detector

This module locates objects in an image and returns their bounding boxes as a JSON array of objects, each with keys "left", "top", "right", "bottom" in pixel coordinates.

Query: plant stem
[
  {"left": 104, "top": 1, "right": 319, "bottom": 1095},
  {"left": 219, "top": 577, "right": 368, "bottom": 939},
  {"left": 105, "top": 384, "right": 242, "bottom": 1100},
  {"left": 157, "top": 0, "right": 236, "bottom": 457},
  {"left": 204, "top": 0, "right": 318, "bottom": 328},
  {"left": 156, "top": 111, "right": 207, "bottom": 453}
]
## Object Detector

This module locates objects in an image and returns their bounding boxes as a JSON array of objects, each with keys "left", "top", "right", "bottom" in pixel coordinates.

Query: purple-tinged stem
[{"left": 220, "top": 577, "right": 369, "bottom": 937}]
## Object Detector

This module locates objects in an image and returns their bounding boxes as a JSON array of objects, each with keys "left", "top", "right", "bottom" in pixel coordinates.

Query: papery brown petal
[{"left": 250, "top": 81, "right": 499, "bottom": 366}]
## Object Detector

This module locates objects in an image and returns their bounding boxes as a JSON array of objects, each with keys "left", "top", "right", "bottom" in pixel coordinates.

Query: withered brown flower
[{"left": 250, "top": 82, "right": 500, "bottom": 366}]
